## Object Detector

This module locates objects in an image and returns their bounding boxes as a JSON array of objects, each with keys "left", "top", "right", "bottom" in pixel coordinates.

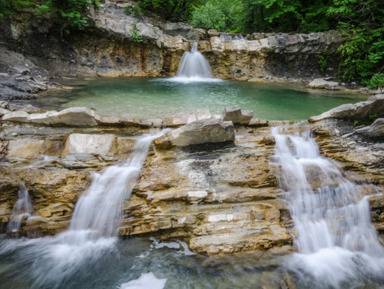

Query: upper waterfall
[{"left": 176, "top": 42, "right": 213, "bottom": 79}]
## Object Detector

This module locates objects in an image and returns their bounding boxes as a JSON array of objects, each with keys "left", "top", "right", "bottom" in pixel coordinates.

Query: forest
[{"left": 0, "top": 0, "right": 383, "bottom": 88}]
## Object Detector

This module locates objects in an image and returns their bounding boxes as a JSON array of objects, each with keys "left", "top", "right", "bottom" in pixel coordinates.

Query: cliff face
[{"left": 0, "top": 1, "right": 343, "bottom": 82}]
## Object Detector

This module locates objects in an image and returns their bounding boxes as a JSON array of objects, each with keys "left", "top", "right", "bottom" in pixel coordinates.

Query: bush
[{"left": 36, "top": 0, "right": 99, "bottom": 32}]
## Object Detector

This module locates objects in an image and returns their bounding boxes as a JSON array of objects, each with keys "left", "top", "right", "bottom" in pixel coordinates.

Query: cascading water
[
  {"left": 272, "top": 126, "right": 384, "bottom": 288},
  {"left": 69, "top": 133, "right": 162, "bottom": 238},
  {"left": 0, "top": 132, "right": 168, "bottom": 289},
  {"left": 7, "top": 185, "right": 32, "bottom": 236},
  {"left": 175, "top": 42, "right": 213, "bottom": 79}
]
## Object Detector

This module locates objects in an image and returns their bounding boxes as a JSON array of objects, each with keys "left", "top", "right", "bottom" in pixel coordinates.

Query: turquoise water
[{"left": 36, "top": 77, "right": 366, "bottom": 121}]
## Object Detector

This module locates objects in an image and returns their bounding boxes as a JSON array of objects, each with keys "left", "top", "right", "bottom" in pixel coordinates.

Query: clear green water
[{"left": 35, "top": 78, "right": 366, "bottom": 121}]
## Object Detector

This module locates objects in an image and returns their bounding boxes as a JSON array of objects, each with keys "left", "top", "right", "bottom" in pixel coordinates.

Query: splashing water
[
  {"left": 69, "top": 133, "right": 163, "bottom": 238},
  {"left": 7, "top": 185, "right": 33, "bottom": 236},
  {"left": 272, "top": 126, "right": 384, "bottom": 288},
  {"left": 0, "top": 132, "right": 166, "bottom": 289},
  {"left": 175, "top": 42, "right": 214, "bottom": 81}
]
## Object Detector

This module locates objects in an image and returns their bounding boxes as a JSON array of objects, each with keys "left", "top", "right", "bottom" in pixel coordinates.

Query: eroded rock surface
[
  {"left": 121, "top": 125, "right": 293, "bottom": 254},
  {"left": 0, "top": 118, "right": 293, "bottom": 255},
  {"left": 155, "top": 119, "right": 235, "bottom": 149}
]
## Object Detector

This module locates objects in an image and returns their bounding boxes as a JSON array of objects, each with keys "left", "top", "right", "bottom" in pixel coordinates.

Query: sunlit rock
[
  {"left": 155, "top": 119, "right": 235, "bottom": 148},
  {"left": 222, "top": 105, "right": 254, "bottom": 125},
  {"left": 61, "top": 134, "right": 116, "bottom": 157},
  {"left": 307, "top": 78, "right": 342, "bottom": 90}
]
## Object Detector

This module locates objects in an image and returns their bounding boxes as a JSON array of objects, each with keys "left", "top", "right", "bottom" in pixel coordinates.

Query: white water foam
[
  {"left": 120, "top": 272, "right": 167, "bottom": 289},
  {"left": 1, "top": 132, "right": 164, "bottom": 288},
  {"left": 7, "top": 185, "right": 33, "bottom": 235},
  {"left": 173, "top": 42, "right": 215, "bottom": 81},
  {"left": 272, "top": 126, "right": 384, "bottom": 288},
  {"left": 70, "top": 132, "right": 164, "bottom": 238}
]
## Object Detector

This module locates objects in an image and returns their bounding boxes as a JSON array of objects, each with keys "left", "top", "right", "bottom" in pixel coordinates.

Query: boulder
[
  {"left": 307, "top": 78, "right": 343, "bottom": 90},
  {"left": 309, "top": 94, "right": 384, "bottom": 122},
  {"left": 163, "top": 109, "right": 216, "bottom": 127},
  {"left": 61, "top": 134, "right": 116, "bottom": 157},
  {"left": 355, "top": 118, "right": 384, "bottom": 139},
  {"left": 222, "top": 105, "right": 254, "bottom": 125},
  {"left": 155, "top": 119, "right": 235, "bottom": 148}
]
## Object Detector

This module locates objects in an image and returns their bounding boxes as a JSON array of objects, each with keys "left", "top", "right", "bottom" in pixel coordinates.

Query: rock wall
[
  {"left": 0, "top": 1, "right": 344, "bottom": 82},
  {"left": 0, "top": 109, "right": 292, "bottom": 255}
]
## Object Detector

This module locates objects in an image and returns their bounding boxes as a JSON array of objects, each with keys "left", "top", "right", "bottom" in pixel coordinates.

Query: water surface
[{"left": 35, "top": 78, "right": 366, "bottom": 121}]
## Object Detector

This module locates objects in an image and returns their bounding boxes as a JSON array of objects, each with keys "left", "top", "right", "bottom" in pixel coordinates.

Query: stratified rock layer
[{"left": 0, "top": 119, "right": 293, "bottom": 254}]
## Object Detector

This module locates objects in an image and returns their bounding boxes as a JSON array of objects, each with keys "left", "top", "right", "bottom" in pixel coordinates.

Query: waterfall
[
  {"left": 69, "top": 132, "right": 163, "bottom": 238},
  {"left": 0, "top": 132, "right": 165, "bottom": 289},
  {"left": 272, "top": 126, "right": 384, "bottom": 288},
  {"left": 176, "top": 42, "right": 213, "bottom": 79},
  {"left": 7, "top": 185, "right": 32, "bottom": 236}
]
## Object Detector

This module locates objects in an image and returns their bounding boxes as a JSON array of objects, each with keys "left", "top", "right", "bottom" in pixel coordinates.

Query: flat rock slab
[
  {"left": 156, "top": 118, "right": 235, "bottom": 148},
  {"left": 61, "top": 134, "right": 116, "bottom": 157},
  {"left": 3, "top": 107, "right": 100, "bottom": 126}
]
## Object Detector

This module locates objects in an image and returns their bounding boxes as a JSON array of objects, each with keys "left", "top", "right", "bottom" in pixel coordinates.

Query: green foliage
[
  {"left": 130, "top": 21, "right": 143, "bottom": 42},
  {"left": 189, "top": 0, "right": 242, "bottom": 32},
  {"left": 328, "top": 0, "right": 384, "bottom": 87},
  {"left": 35, "top": 0, "right": 99, "bottom": 31},
  {"left": 353, "top": 113, "right": 378, "bottom": 126},
  {"left": 137, "top": 0, "right": 201, "bottom": 21},
  {"left": 367, "top": 73, "right": 384, "bottom": 89},
  {"left": 125, "top": 5, "right": 143, "bottom": 16},
  {"left": 318, "top": 52, "right": 331, "bottom": 74},
  {"left": 0, "top": 0, "right": 34, "bottom": 18},
  {"left": 240, "top": 0, "right": 333, "bottom": 33}
]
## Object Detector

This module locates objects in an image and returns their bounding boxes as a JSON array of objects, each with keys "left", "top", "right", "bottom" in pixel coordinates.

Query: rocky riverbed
[{"left": 1, "top": 96, "right": 383, "bottom": 255}]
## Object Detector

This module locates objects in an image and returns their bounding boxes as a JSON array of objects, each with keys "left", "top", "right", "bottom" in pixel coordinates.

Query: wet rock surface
[
  {"left": 121, "top": 125, "right": 293, "bottom": 254},
  {"left": 0, "top": 117, "right": 293, "bottom": 254},
  {"left": 310, "top": 118, "right": 384, "bottom": 237}
]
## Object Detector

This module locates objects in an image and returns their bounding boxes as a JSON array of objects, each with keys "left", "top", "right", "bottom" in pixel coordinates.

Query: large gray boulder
[
  {"left": 355, "top": 118, "right": 384, "bottom": 139},
  {"left": 309, "top": 94, "right": 384, "bottom": 122},
  {"left": 222, "top": 105, "right": 254, "bottom": 125},
  {"left": 155, "top": 119, "right": 235, "bottom": 148}
]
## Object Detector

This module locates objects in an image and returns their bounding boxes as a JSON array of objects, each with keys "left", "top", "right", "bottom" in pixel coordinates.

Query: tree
[{"left": 188, "top": 0, "right": 243, "bottom": 32}]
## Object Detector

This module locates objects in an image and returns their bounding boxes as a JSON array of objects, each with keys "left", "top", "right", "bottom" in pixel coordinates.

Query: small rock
[
  {"left": 187, "top": 190, "right": 208, "bottom": 203},
  {"left": 222, "top": 105, "right": 254, "bottom": 125},
  {"left": 247, "top": 118, "right": 269, "bottom": 127},
  {"left": 307, "top": 78, "right": 343, "bottom": 90}
]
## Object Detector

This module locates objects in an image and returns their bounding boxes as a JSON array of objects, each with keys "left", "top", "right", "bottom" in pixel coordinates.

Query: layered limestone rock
[
  {"left": 120, "top": 125, "right": 293, "bottom": 254},
  {"left": 310, "top": 118, "right": 384, "bottom": 236},
  {"left": 0, "top": 2, "right": 345, "bottom": 83},
  {"left": 0, "top": 118, "right": 293, "bottom": 254},
  {"left": 155, "top": 119, "right": 235, "bottom": 149}
]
